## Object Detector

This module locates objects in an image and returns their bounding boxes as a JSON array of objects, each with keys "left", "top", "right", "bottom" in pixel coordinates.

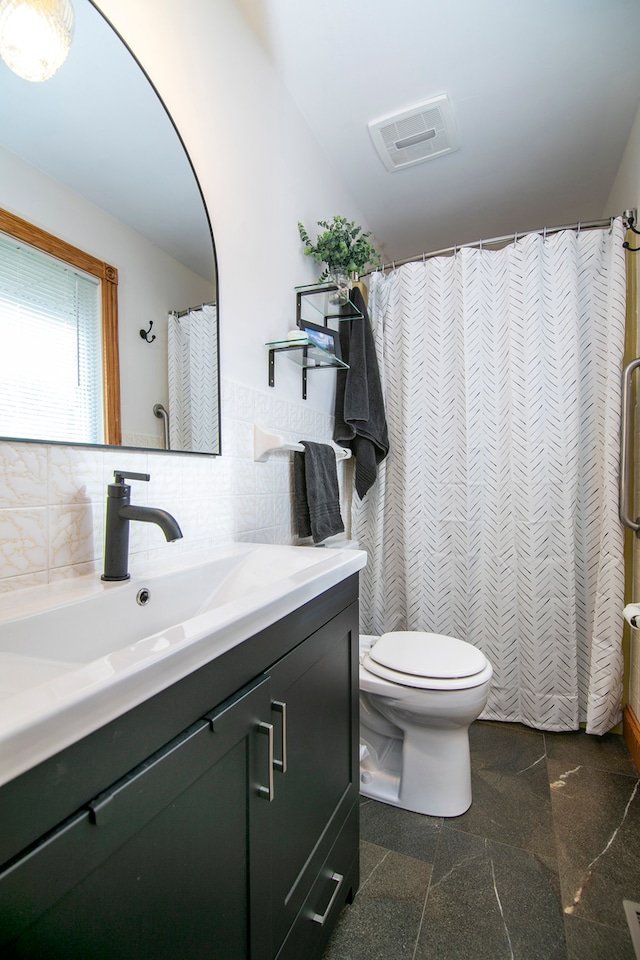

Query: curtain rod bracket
[{"left": 623, "top": 212, "right": 640, "bottom": 252}]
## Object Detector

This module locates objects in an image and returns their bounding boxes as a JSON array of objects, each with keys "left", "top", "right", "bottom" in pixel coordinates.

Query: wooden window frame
[{"left": 0, "top": 206, "right": 121, "bottom": 445}]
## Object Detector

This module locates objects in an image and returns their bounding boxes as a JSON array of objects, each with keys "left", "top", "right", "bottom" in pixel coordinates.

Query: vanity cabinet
[{"left": 0, "top": 576, "right": 360, "bottom": 960}]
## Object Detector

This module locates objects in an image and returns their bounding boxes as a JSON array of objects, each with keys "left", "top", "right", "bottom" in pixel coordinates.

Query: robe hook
[{"left": 140, "top": 321, "right": 156, "bottom": 343}]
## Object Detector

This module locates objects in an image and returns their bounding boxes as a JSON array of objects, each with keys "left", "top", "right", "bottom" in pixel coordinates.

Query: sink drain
[{"left": 136, "top": 588, "right": 151, "bottom": 606}]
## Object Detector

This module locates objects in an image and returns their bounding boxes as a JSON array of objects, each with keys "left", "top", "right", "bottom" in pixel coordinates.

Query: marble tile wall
[{"left": 0, "top": 379, "right": 348, "bottom": 592}]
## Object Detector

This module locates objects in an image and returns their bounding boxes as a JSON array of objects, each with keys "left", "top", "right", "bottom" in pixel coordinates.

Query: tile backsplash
[{"left": 0, "top": 380, "right": 349, "bottom": 592}]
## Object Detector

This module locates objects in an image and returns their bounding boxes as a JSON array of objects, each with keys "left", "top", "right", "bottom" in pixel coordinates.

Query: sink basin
[{"left": 0, "top": 542, "right": 366, "bottom": 787}]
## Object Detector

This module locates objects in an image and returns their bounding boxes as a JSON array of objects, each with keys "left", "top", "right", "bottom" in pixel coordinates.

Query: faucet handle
[{"left": 113, "top": 471, "right": 151, "bottom": 485}]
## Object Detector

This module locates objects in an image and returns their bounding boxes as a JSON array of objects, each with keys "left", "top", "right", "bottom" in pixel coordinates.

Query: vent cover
[{"left": 368, "top": 94, "right": 459, "bottom": 172}]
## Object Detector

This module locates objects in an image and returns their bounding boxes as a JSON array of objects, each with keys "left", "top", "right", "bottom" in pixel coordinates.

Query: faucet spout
[
  {"left": 102, "top": 471, "right": 183, "bottom": 582},
  {"left": 118, "top": 504, "right": 183, "bottom": 542}
]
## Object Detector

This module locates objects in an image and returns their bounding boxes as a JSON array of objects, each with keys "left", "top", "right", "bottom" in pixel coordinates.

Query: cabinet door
[
  {"left": 268, "top": 602, "right": 359, "bottom": 956},
  {"left": 0, "top": 675, "right": 273, "bottom": 960}
]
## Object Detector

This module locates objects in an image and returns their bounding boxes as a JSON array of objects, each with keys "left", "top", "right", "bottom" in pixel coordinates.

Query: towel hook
[{"left": 140, "top": 321, "right": 156, "bottom": 343}]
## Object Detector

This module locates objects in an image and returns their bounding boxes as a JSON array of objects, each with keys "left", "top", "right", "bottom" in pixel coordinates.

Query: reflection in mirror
[
  {"left": 0, "top": 206, "right": 120, "bottom": 445},
  {"left": 0, "top": 0, "right": 220, "bottom": 455}
]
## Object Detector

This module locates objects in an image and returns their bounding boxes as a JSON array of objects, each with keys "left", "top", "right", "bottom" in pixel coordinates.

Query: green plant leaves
[{"left": 297, "top": 216, "right": 381, "bottom": 277}]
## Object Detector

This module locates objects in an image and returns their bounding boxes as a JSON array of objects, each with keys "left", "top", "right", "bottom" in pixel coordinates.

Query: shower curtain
[
  {"left": 355, "top": 220, "right": 627, "bottom": 734},
  {"left": 167, "top": 303, "right": 217, "bottom": 452}
]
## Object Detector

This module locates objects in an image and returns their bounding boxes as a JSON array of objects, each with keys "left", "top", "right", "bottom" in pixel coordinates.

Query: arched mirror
[{"left": 0, "top": 0, "right": 220, "bottom": 455}]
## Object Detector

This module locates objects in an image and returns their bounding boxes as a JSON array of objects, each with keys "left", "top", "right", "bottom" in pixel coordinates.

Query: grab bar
[
  {"left": 153, "top": 403, "right": 171, "bottom": 451},
  {"left": 620, "top": 358, "right": 640, "bottom": 533}
]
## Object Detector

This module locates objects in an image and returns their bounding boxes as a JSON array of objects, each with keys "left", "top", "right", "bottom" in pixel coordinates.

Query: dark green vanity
[{"left": 0, "top": 575, "right": 360, "bottom": 959}]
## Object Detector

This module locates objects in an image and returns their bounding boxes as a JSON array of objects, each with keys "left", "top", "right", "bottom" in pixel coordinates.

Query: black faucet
[{"left": 102, "top": 471, "right": 183, "bottom": 581}]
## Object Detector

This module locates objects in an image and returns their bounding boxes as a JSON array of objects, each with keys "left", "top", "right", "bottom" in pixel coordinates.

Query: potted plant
[{"left": 298, "top": 215, "right": 381, "bottom": 301}]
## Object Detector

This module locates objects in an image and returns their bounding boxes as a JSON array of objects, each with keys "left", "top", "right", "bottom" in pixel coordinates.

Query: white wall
[
  {"left": 96, "top": 0, "right": 370, "bottom": 413},
  {"left": 604, "top": 103, "right": 640, "bottom": 222},
  {"left": 0, "top": 0, "right": 362, "bottom": 590}
]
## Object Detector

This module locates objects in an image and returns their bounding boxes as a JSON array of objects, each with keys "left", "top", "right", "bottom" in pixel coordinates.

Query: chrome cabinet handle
[
  {"left": 310, "top": 872, "right": 344, "bottom": 926},
  {"left": 271, "top": 700, "right": 287, "bottom": 773},
  {"left": 620, "top": 358, "right": 640, "bottom": 534},
  {"left": 256, "top": 721, "right": 274, "bottom": 801}
]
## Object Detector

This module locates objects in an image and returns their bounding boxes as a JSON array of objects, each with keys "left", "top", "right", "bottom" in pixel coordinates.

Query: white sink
[{"left": 0, "top": 542, "right": 366, "bottom": 787}]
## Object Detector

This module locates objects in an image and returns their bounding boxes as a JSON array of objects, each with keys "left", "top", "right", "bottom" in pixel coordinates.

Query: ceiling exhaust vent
[{"left": 368, "top": 94, "right": 459, "bottom": 172}]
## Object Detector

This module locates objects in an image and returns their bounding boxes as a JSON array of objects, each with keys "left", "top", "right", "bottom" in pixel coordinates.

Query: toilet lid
[{"left": 369, "top": 631, "right": 487, "bottom": 680}]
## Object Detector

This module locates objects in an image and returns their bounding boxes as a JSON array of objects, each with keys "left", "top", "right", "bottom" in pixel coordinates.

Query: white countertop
[{"left": 0, "top": 542, "right": 366, "bottom": 787}]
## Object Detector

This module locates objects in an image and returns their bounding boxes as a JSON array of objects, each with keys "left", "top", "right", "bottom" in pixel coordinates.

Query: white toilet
[{"left": 359, "top": 631, "right": 493, "bottom": 818}]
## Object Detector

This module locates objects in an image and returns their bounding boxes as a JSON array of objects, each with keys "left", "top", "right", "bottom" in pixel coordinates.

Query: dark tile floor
[{"left": 322, "top": 721, "right": 640, "bottom": 960}]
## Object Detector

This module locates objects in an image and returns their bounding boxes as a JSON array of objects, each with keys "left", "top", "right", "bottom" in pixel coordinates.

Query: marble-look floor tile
[
  {"left": 358, "top": 839, "right": 388, "bottom": 883},
  {"left": 545, "top": 729, "right": 638, "bottom": 778},
  {"left": 453, "top": 721, "right": 557, "bottom": 867},
  {"left": 323, "top": 847, "right": 431, "bottom": 960},
  {"left": 325, "top": 723, "right": 640, "bottom": 960},
  {"left": 414, "top": 828, "right": 566, "bottom": 960},
  {"left": 359, "top": 798, "right": 441, "bottom": 864},
  {"left": 470, "top": 720, "right": 547, "bottom": 771},
  {"left": 563, "top": 915, "right": 637, "bottom": 960},
  {"left": 549, "top": 759, "right": 640, "bottom": 930}
]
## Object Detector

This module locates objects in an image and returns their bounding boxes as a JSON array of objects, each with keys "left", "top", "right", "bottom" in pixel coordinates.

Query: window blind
[{"left": 0, "top": 231, "right": 104, "bottom": 444}]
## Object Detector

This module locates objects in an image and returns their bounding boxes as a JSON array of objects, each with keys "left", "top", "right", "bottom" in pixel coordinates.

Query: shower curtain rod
[
  {"left": 366, "top": 210, "right": 637, "bottom": 275},
  {"left": 171, "top": 300, "right": 216, "bottom": 318}
]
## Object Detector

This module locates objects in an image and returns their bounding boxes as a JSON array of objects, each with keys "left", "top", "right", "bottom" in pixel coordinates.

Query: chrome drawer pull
[
  {"left": 310, "top": 872, "right": 344, "bottom": 926},
  {"left": 271, "top": 700, "right": 287, "bottom": 773},
  {"left": 257, "top": 721, "right": 274, "bottom": 801}
]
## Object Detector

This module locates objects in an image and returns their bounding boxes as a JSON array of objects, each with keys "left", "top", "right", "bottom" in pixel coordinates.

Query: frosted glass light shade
[{"left": 0, "top": 0, "right": 75, "bottom": 82}]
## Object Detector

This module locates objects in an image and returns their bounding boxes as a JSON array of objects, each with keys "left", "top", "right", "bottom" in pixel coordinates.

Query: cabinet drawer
[{"left": 275, "top": 801, "right": 359, "bottom": 960}]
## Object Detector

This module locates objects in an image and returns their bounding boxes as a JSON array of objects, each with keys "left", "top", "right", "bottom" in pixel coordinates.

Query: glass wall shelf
[
  {"left": 295, "top": 282, "right": 363, "bottom": 327},
  {"left": 265, "top": 338, "right": 348, "bottom": 399},
  {"left": 266, "top": 283, "right": 360, "bottom": 399}
]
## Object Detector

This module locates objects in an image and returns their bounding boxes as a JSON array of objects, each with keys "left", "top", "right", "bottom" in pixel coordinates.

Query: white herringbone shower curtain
[
  {"left": 355, "top": 220, "right": 627, "bottom": 734},
  {"left": 168, "top": 303, "right": 218, "bottom": 453}
]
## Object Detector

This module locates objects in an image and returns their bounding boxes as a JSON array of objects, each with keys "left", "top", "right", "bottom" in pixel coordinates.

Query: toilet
[{"left": 359, "top": 631, "right": 492, "bottom": 817}]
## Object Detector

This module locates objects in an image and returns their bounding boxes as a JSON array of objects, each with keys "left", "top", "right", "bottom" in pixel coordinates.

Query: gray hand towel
[
  {"left": 294, "top": 441, "right": 345, "bottom": 543},
  {"left": 334, "top": 286, "right": 389, "bottom": 497}
]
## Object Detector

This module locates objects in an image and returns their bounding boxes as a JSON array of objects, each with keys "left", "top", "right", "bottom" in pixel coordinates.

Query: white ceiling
[
  {"left": 2, "top": 1, "right": 639, "bottom": 275},
  {"left": 242, "top": 0, "right": 640, "bottom": 263}
]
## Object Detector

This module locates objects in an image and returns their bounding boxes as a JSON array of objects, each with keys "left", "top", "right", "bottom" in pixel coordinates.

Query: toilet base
[{"left": 359, "top": 723, "right": 473, "bottom": 818}]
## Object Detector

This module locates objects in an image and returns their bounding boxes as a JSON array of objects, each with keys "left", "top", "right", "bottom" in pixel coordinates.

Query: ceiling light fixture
[{"left": 0, "top": 0, "right": 75, "bottom": 83}]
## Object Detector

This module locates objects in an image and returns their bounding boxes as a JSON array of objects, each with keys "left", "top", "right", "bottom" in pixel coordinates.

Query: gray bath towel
[
  {"left": 334, "top": 286, "right": 389, "bottom": 497},
  {"left": 294, "top": 441, "right": 345, "bottom": 543}
]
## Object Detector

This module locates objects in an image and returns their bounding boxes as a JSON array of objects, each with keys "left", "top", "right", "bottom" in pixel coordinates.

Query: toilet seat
[{"left": 364, "top": 631, "right": 490, "bottom": 690}]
